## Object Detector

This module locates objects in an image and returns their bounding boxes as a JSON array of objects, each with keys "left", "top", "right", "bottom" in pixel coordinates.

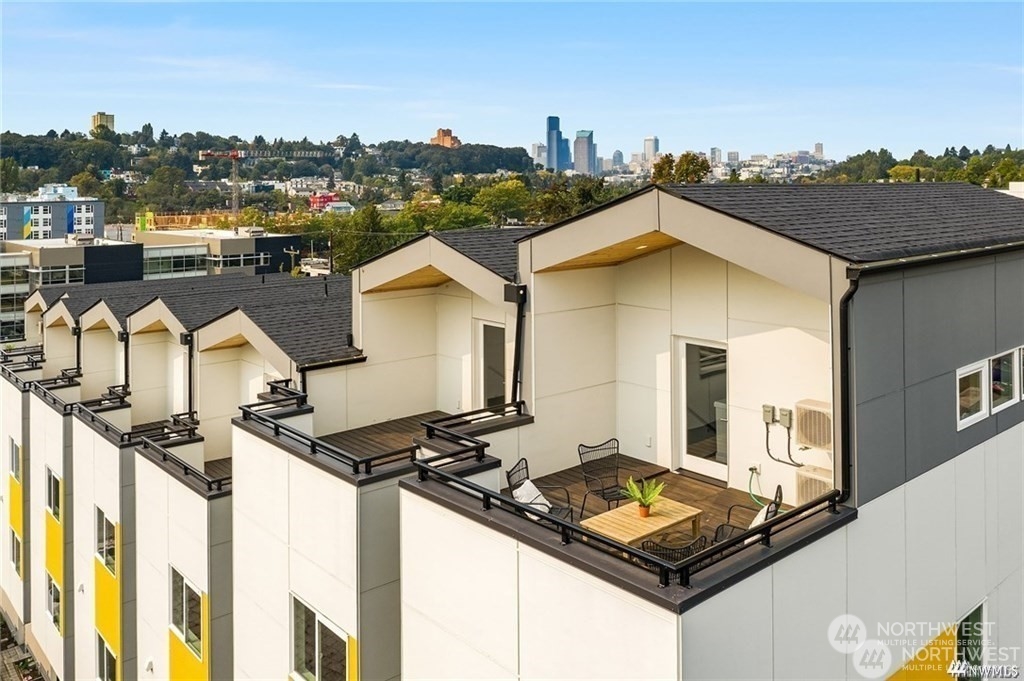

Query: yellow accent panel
[
  {"left": 169, "top": 591, "right": 209, "bottom": 681},
  {"left": 348, "top": 635, "right": 358, "bottom": 681},
  {"left": 9, "top": 474, "right": 22, "bottom": 536},
  {"left": 888, "top": 626, "right": 958, "bottom": 680},
  {"left": 94, "top": 523, "right": 121, "bottom": 659},
  {"left": 45, "top": 509, "right": 62, "bottom": 589}
]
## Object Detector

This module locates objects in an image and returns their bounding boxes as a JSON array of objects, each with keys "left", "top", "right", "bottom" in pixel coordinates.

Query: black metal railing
[
  {"left": 139, "top": 436, "right": 230, "bottom": 493},
  {"left": 413, "top": 435, "right": 844, "bottom": 589},
  {"left": 29, "top": 369, "right": 84, "bottom": 413},
  {"left": 422, "top": 401, "right": 525, "bottom": 451},
  {"left": 0, "top": 344, "right": 43, "bottom": 363}
]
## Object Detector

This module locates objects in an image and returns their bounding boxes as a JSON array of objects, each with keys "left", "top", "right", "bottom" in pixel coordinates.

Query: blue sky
[{"left": 2, "top": 2, "right": 1022, "bottom": 161}]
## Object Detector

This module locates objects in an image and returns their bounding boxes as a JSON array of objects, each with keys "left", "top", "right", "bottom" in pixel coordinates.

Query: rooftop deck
[
  {"left": 320, "top": 410, "right": 448, "bottom": 464},
  {"left": 529, "top": 456, "right": 789, "bottom": 543}
]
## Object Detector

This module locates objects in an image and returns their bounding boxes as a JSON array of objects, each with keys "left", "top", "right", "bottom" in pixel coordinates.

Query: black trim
[
  {"left": 837, "top": 272, "right": 860, "bottom": 504},
  {"left": 505, "top": 283, "right": 528, "bottom": 403},
  {"left": 180, "top": 332, "right": 195, "bottom": 415}
]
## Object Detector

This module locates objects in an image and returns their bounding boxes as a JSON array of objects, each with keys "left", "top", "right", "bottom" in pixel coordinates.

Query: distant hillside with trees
[{"left": 821, "top": 144, "right": 1022, "bottom": 187}]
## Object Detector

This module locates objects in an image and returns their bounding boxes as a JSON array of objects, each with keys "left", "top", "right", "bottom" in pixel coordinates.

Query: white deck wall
[
  {"left": 400, "top": 489, "right": 679, "bottom": 681},
  {"left": 130, "top": 330, "right": 185, "bottom": 426},
  {"left": 196, "top": 344, "right": 282, "bottom": 459},
  {"left": 80, "top": 328, "right": 120, "bottom": 399},
  {"left": 523, "top": 243, "right": 833, "bottom": 501},
  {"left": 41, "top": 324, "right": 76, "bottom": 379}
]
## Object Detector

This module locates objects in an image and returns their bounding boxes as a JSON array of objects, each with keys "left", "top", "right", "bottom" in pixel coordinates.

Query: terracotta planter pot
[{"left": 638, "top": 505, "right": 651, "bottom": 518}]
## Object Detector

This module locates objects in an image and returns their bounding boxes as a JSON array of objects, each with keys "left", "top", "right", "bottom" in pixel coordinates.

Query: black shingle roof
[
  {"left": 41, "top": 273, "right": 359, "bottom": 366},
  {"left": 433, "top": 227, "right": 536, "bottom": 280},
  {"left": 660, "top": 183, "right": 1024, "bottom": 264}
]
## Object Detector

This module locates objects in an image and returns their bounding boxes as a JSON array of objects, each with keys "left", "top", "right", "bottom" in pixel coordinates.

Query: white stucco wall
[
  {"left": 231, "top": 426, "right": 360, "bottom": 680},
  {"left": 0, "top": 378, "right": 27, "bottom": 628},
  {"left": 28, "top": 393, "right": 70, "bottom": 677},
  {"left": 80, "top": 328, "right": 119, "bottom": 399},
  {"left": 134, "top": 452, "right": 210, "bottom": 680},
  {"left": 130, "top": 331, "right": 184, "bottom": 426},
  {"left": 400, "top": 488, "right": 679, "bottom": 681}
]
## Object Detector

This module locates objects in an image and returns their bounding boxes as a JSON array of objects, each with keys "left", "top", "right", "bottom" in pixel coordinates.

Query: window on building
[
  {"left": 96, "top": 507, "right": 116, "bottom": 574},
  {"left": 991, "top": 351, "right": 1018, "bottom": 414},
  {"left": 39, "top": 230, "right": 51, "bottom": 239},
  {"left": 31, "top": 206, "right": 40, "bottom": 215},
  {"left": 84, "top": 215, "right": 94, "bottom": 226},
  {"left": 74, "top": 216, "right": 83, "bottom": 227},
  {"left": 41, "top": 217, "right": 51, "bottom": 228},
  {"left": 171, "top": 567, "right": 202, "bottom": 657},
  {"left": 41, "top": 205, "right": 51, "bottom": 215},
  {"left": 31, "top": 217, "right": 41, "bottom": 228},
  {"left": 10, "top": 438, "right": 20, "bottom": 481},
  {"left": 85, "top": 204, "right": 94, "bottom": 214},
  {"left": 46, "top": 467, "right": 61, "bottom": 521},
  {"left": 292, "top": 596, "right": 347, "bottom": 681},
  {"left": 956, "top": 603, "right": 985, "bottom": 678},
  {"left": 46, "top": 573, "right": 61, "bottom": 632},
  {"left": 97, "top": 633, "right": 117, "bottom": 681},
  {"left": 10, "top": 530, "right": 21, "bottom": 577},
  {"left": 957, "top": 362, "right": 988, "bottom": 430}
]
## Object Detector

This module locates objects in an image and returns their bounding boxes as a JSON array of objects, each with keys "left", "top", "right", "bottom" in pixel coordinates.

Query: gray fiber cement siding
[{"left": 851, "top": 252, "right": 1024, "bottom": 505}]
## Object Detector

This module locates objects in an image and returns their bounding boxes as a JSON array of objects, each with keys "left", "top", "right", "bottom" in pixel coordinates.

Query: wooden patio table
[{"left": 579, "top": 498, "right": 703, "bottom": 546}]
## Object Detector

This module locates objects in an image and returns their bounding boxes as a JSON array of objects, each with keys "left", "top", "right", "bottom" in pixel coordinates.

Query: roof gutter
[
  {"left": 848, "top": 240, "right": 1024, "bottom": 277},
  {"left": 297, "top": 353, "right": 367, "bottom": 373},
  {"left": 837, "top": 271, "right": 860, "bottom": 504}
]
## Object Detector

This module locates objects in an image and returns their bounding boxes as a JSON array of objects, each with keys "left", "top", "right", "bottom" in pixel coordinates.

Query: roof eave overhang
[{"left": 359, "top": 234, "right": 510, "bottom": 306}]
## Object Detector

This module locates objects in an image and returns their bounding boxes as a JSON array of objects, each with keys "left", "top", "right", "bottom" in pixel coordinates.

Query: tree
[
  {"left": 0, "top": 158, "right": 19, "bottom": 192},
  {"left": 651, "top": 154, "right": 675, "bottom": 183},
  {"left": 672, "top": 152, "right": 711, "bottom": 184},
  {"left": 339, "top": 158, "right": 355, "bottom": 182},
  {"left": 430, "top": 169, "right": 444, "bottom": 193},
  {"left": 887, "top": 165, "right": 918, "bottom": 183},
  {"left": 958, "top": 145, "right": 972, "bottom": 162},
  {"left": 726, "top": 169, "right": 741, "bottom": 183},
  {"left": 90, "top": 124, "right": 118, "bottom": 144},
  {"left": 69, "top": 170, "right": 105, "bottom": 198},
  {"left": 140, "top": 123, "right": 155, "bottom": 146},
  {"left": 136, "top": 166, "right": 188, "bottom": 212},
  {"left": 471, "top": 179, "right": 531, "bottom": 223}
]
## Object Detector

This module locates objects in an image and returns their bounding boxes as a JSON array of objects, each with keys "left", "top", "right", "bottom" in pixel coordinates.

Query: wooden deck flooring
[
  {"left": 531, "top": 455, "right": 782, "bottom": 543},
  {"left": 204, "top": 458, "right": 232, "bottom": 480},
  {"left": 320, "top": 411, "right": 448, "bottom": 461}
]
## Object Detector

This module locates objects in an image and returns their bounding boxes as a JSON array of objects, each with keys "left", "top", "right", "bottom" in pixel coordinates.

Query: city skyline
[{"left": 1, "top": 3, "right": 1022, "bottom": 160}]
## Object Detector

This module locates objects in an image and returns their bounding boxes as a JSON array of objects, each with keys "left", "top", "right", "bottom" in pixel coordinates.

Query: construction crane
[{"left": 198, "top": 149, "right": 242, "bottom": 221}]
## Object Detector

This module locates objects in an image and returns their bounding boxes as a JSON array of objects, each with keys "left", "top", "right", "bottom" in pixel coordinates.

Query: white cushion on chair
[{"left": 512, "top": 479, "right": 552, "bottom": 516}]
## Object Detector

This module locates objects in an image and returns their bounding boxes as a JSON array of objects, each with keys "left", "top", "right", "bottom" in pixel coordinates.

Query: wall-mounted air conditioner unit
[
  {"left": 795, "top": 465, "right": 833, "bottom": 505},
  {"left": 795, "top": 399, "right": 832, "bottom": 452}
]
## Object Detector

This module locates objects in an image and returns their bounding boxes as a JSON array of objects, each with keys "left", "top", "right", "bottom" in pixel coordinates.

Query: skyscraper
[
  {"left": 546, "top": 116, "right": 562, "bottom": 171},
  {"left": 727, "top": 151, "right": 740, "bottom": 165},
  {"left": 643, "top": 136, "right": 659, "bottom": 161},
  {"left": 710, "top": 147, "right": 722, "bottom": 165},
  {"left": 91, "top": 111, "right": 115, "bottom": 132},
  {"left": 558, "top": 137, "right": 572, "bottom": 171},
  {"left": 532, "top": 143, "right": 547, "bottom": 167},
  {"left": 612, "top": 150, "right": 624, "bottom": 167},
  {"left": 574, "top": 131, "right": 595, "bottom": 175},
  {"left": 814, "top": 142, "right": 824, "bottom": 159}
]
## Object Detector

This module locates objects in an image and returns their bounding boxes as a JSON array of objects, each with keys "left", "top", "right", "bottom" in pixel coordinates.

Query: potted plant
[{"left": 620, "top": 476, "right": 666, "bottom": 517}]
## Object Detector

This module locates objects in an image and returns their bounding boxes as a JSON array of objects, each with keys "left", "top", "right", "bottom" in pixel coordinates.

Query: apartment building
[
  {"left": 399, "top": 184, "right": 1024, "bottom": 680},
  {"left": 1, "top": 184, "right": 1022, "bottom": 681},
  {"left": 1, "top": 185, "right": 105, "bottom": 241},
  {"left": 1, "top": 273, "right": 356, "bottom": 680},
  {"left": 134, "top": 227, "right": 300, "bottom": 276}
]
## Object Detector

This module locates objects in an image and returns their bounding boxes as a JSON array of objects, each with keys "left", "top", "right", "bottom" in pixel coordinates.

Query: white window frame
[
  {"left": 956, "top": 361, "right": 989, "bottom": 431},
  {"left": 85, "top": 204, "right": 95, "bottom": 213},
  {"left": 10, "top": 529, "right": 21, "bottom": 577},
  {"left": 41, "top": 217, "right": 51, "bottom": 228},
  {"left": 96, "top": 507, "right": 116, "bottom": 576},
  {"left": 31, "top": 206, "right": 40, "bottom": 215},
  {"left": 45, "top": 467, "right": 61, "bottom": 521},
  {"left": 170, "top": 566, "right": 202, "bottom": 658},
  {"left": 9, "top": 438, "right": 20, "bottom": 481},
  {"left": 990, "top": 350, "right": 1020, "bottom": 415},
  {"left": 46, "top": 572, "right": 61, "bottom": 632},
  {"left": 290, "top": 594, "right": 348, "bottom": 681},
  {"left": 97, "top": 631, "right": 117, "bottom": 681},
  {"left": 41, "top": 205, "right": 51, "bottom": 215}
]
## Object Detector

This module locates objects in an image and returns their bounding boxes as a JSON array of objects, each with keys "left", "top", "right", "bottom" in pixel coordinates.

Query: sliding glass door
[{"left": 674, "top": 337, "right": 728, "bottom": 481}]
